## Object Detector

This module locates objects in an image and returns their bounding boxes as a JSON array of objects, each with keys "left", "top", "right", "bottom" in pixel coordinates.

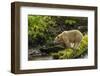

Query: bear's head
[{"left": 54, "top": 34, "right": 64, "bottom": 44}]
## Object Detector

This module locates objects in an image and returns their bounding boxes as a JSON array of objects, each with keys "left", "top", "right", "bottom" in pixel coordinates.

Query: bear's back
[{"left": 62, "top": 30, "right": 83, "bottom": 42}]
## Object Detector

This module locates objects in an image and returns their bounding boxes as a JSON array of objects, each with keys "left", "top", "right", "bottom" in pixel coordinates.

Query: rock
[{"left": 28, "top": 48, "right": 49, "bottom": 57}]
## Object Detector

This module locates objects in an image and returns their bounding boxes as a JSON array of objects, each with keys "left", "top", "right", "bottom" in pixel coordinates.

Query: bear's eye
[{"left": 57, "top": 36, "right": 59, "bottom": 38}]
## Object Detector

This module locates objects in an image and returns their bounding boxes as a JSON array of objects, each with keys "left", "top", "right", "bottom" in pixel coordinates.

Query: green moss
[{"left": 74, "top": 35, "right": 88, "bottom": 58}]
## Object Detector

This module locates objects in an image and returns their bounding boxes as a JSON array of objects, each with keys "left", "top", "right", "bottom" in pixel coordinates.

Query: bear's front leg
[
  {"left": 73, "top": 42, "right": 80, "bottom": 49},
  {"left": 65, "top": 42, "right": 71, "bottom": 48}
]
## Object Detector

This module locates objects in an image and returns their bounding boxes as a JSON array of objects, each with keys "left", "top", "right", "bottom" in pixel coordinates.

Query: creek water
[
  {"left": 28, "top": 49, "right": 53, "bottom": 60},
  {"left": 29, "top": 56, "right": 53, "bottom": 61}
]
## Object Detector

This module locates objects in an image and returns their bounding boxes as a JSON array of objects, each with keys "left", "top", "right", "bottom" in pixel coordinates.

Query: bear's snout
[
  {"left": 54, "top": 38, "right": 62, "bottom": 45},
  {"left": 53, "top": 40, "right": 57, "bottom": 44}
]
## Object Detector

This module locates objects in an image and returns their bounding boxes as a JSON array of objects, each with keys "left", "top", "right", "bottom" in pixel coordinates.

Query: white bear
[{"left": 54, "top": 30, "right": 83, "bottom": 49}]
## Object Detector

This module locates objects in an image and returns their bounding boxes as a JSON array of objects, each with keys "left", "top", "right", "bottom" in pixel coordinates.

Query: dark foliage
[{"left": 28, "top": 15, "right": 87, "bottom": 48}]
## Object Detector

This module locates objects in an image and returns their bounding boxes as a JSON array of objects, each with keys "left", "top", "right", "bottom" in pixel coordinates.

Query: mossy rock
[{"left": 51, "top": 35, "right": 88, "bottom": 59}]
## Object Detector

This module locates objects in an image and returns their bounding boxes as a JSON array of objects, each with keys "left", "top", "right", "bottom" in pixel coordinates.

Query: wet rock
[{"left": 28, "top": 49, "right": 49, "bottom": 57}]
